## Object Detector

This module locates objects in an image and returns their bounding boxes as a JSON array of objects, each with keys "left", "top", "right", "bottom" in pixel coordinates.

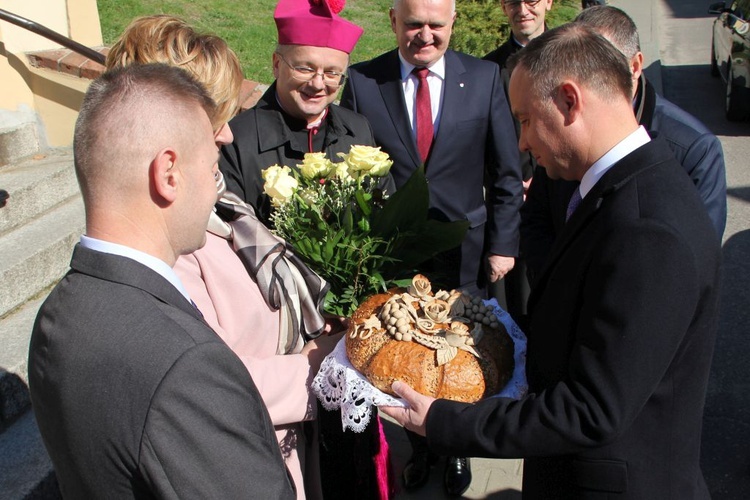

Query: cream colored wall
[
  {"left": 27, "top": 59, "right": 91, "bottom": 146},
  {"left": 0, "top": 50, "right": 34, "bottom": 111},
  {"left": 1, "top": 0, "right": 70, "bottom": 52},
  {"left": 0, "top": 0, "right": 101, "bottom": 146},
  {"left": 67, "top": 0, "right": 104, "bottom": 46}
]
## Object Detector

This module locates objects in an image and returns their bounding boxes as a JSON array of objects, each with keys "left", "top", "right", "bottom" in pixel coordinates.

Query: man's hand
[
  {"left": 486, "top": 254, "right": 515, "bottom": 282},
  {"left": 522, "top": 178, "right": 532, "bottom": 201},
  {"left": 378, "top": 381, "right": 436, "bottom": 437}
]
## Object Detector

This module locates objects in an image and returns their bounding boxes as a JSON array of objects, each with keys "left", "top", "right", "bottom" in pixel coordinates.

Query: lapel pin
[{"left": 459, "top": 82, "right": 465, "bottom": 88}]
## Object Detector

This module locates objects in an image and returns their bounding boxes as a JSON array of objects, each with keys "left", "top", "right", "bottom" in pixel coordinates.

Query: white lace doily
[{"left": 312, "top": 299, "right": 528, "bottom": 432}]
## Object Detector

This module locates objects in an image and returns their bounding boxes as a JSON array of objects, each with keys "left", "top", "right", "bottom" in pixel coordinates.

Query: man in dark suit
[
  {"left": 28, "top": 64, "right": 295, "bottom": 499},
  {"left": 483, "top": 0, "right": 553, "bottom": 324},
  {"left": 340, "top": 0, "right": 522, "bottom": 303},
  {"left": 381, "top": 23, "right": 721, "bottom": 499},
  {"left": 522, "top": 5, "right": 727, "bottom": 284},
  {"left": 485, "top": 0, "right": 553, "bottom": 79},
  {"left": 340, "top": 0, "right": 523, "bottom": 494}
]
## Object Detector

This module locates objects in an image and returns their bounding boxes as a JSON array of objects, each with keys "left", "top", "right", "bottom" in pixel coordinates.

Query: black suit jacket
[
  {"left": 522, "top": 76, "right": 727, "bottom": 284},
  {"left": 29, "top": 245, "right": 295, "bottom": 499},
  {"left": 340, "top": 49, "right": 523, "bottom": 292},
  {"left": 425, "top": 138, "right": 720, "bottom": 499}
]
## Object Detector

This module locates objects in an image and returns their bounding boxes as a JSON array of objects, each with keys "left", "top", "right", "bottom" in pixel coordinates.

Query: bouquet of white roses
[{"left": 263, "top": 145, "right": 468, "bottom": 317}]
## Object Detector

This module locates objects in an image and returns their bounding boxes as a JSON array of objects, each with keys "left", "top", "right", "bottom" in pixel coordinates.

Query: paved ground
[
  {"left": 380, "top": 413, "right": 523, "bottom": 499},
  {"left": 657, "top": 1, "right": 750, "bottom": 498},
  {"left": 383, "top": 0, "right": 750, "bottom": 497}
]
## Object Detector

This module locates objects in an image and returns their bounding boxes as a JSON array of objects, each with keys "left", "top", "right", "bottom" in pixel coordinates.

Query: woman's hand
[{"left": 301, "top": 332, "right": 343, "bottom": 373}]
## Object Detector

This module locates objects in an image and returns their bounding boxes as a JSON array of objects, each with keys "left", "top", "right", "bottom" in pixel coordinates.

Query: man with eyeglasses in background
[
  {"left": 220, "top": 0, "right": 393, "bottom": 222},
  {"left": 482, "top": 0, "right": 553, "bottom": 329}
]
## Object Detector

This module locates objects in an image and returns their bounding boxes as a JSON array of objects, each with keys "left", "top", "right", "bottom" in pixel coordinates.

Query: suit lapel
[
  {"left": 527, "top": 185, "right": 603, "bottom": 308},
  {"left": 431, "top": 51, "right": 468, "bottom": 165},
  {"left": 377, "top": 50, "right": 422, "bottom": 169},
  {"left": 527, "top": 139, "right": 673, "bottom": 310},
  {"left": 70, "top": 244, "right": 203, "bottom": 322}
]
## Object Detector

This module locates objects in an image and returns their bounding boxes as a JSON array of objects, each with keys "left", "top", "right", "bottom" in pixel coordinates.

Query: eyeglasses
[
  {"left": 276, "top": 53, "right": 347, "bottom": 88},
  {"left": 502, "top": 0, "right": 543, "bottom": 8}
]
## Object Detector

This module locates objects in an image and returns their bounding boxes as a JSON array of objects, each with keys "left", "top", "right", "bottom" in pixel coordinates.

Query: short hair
[
  {"left": 575, "top": 6, "right": 641, "bottom": 59},
  {"left": 509, "top": 23, "right": 633, "bottom": 104},
  {"left": 105, "top": 15, "right": 243, "bottom": 129},
  {"left": 392, "top": 0, "right": 456, "bottom": 14},
  {"left": 74, "top": 64, "right": 215, "bottom": 202}
]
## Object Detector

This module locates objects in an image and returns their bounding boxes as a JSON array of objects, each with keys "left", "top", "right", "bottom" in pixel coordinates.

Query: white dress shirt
[
  {"left": 398, "top": 52, "right": 446, "bottom": 138},
  {"left": 80, "top": 235, "right": 192, "bottom": 302},
  {"left": 579, "top": 126, "right": 651, "bottom": 199}
]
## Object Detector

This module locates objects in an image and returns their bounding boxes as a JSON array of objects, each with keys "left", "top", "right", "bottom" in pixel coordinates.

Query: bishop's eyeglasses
[{"left": 276, "top": 52, "right": 347, "bottom": 88}]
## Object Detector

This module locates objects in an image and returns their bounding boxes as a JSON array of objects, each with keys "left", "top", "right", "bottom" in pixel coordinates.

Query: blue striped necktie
[{"left": 565, "top": 187, "right": 583, "bottom": 223}]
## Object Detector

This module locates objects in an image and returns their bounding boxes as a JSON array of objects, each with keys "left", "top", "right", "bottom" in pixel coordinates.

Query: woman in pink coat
[{"left": 106, "top": 16, "right": 342, "bottom": 500}]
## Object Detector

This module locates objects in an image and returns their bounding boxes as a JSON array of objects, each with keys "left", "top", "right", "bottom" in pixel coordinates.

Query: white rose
[
  {"left": 338, "top": 145, "right": 393, "bottom": 178},
  {"left": 329, "top": 160, "right": 355, "bottom": 183},
  {"left": 262, "top": 165, "right": 298, "bottom": 206},
  {"left": 299, "top": 152, "right": 333, "bottom": 179}
]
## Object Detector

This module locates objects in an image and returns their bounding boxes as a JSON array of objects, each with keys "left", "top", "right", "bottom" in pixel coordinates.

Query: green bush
[
  {"left": 98, "top": 0, "right": 581, "bottom": 83},
  {"left": 451, "top": 0, "right": 583, "bottom": 56},
  {"left": 451, "top": 0, "right": 508, "bottom": 56}
]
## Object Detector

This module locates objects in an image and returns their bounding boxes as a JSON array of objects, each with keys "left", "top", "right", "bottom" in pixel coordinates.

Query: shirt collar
[
  {"left": 274, "top": 89, "right": 329, "bottom": 129},
  {"left": 579, "top": 126, "right": 651, "bottom": 198},
  {"left": 397, "top": 52, "right": 446, "bottom": 81},
  {"left": 79, "top": 235, "right": 192, "bottom": 301},
  {"left": 510, "top": 34, "right": 527, "bottom": 49}
]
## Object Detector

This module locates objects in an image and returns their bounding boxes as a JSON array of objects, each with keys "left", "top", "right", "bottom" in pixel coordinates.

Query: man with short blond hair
[{"left": 29, "top": 63, "right": 295, "bottom": 499}]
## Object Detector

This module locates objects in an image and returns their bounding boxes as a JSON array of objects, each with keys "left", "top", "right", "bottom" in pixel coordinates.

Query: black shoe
[
  {"left": 402, "top": 451, "right": 436, "bottom": 491},
  {"left": 444, "top": 456, "right": 472, "bottom": 496}
]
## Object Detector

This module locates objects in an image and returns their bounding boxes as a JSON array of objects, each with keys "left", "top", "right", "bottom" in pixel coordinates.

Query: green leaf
[
  {"left": 343, "top": 206, "right": 353, "bottom": 234},
  {"left": 370, "top": 166, "right": 430, "bottom": 238},
  {"left": 388, "top": 219, "right": 470, "bottom": 270},
  {"left": 354, "top": 189, "right": 372, "bottom": 216}
]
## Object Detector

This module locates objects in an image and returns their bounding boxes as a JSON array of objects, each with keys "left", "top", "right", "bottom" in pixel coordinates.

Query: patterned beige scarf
[{"left": 207, "top": 185, "right": 329, "bottom": 354}]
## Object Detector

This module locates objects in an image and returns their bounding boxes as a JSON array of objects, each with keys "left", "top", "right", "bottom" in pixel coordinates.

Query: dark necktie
[
  {"left": 565, "top": 187, "right": 583, "bottom": 222},
  {"left": 413, "top": 67, "right": 433, "bottom": 164}
]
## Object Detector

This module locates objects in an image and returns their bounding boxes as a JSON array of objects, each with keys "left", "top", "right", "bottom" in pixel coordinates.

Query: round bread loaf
[{"left": 346, "top": 275, "right": 515, "bottom": 403}]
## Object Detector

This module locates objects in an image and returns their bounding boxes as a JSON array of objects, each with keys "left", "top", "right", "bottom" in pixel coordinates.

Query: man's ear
[
  {"left": 389, "top": 9, "right": 397, "bottom": 34},
  {"left": 557, "top": 81, "right": 583, "bottom": 125},
  {"left": 631, "top": 52, "right": 644, "bottom": 83},
  {"left": 272, "top": 52, "right": 281, "bottom": 80},
  {"left": 151, "top": 148, "right": 179, "bottom": 205}
]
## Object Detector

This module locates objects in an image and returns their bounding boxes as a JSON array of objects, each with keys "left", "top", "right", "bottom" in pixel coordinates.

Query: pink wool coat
[{"left": 174, "top": 232, "right": 320, "bottom": 500}]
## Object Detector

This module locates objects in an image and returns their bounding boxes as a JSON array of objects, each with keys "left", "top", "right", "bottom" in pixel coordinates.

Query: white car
[{"left": 709, "top": 0, "right": 750, "bottom": 120}]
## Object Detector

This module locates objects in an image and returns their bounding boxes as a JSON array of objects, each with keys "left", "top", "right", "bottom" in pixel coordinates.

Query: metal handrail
[{"left": 0, "top": 8, "right": 105, "bottom": 65}]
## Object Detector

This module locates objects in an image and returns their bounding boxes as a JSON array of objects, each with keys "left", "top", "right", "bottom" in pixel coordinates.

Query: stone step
[
  {"left": 0, "top": 149, "right": 79, "bottom": 237},
  {"left": 0, "top": 410, "right": 59, "bottom": 499},
  {"left": 0, "top": 110, "right": 41, "bottom": 168},
  {"left": 0, "top": 196, "right": 84, "bottom": 318},
  {"left": 0, "top": 296, "right": 45, "bottom": 426}
]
